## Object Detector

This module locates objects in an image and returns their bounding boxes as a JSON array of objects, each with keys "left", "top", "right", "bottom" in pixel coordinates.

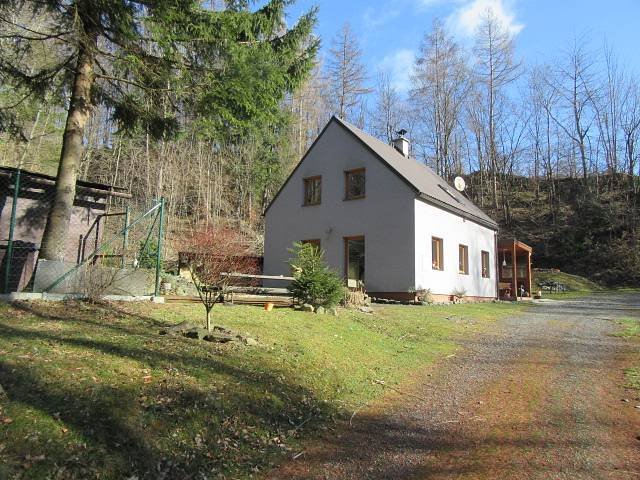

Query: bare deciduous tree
[
  {"left": 412, "top": 19, "right": 469, "bottom": 179},
  {"left": 546, "top": 39, "right": 596, "bottom": 183},
  {"left": 370, "top": 71, "right": 407, "bottom": 144},
  {"left": 182, "top": 226, "right": 257, "bottom": 332},
  {"left": 473, "top": 9, "right": 521, "bottom": 209},
  {"left": 326, "top": 23, "right": 371, "bottom": 123}
]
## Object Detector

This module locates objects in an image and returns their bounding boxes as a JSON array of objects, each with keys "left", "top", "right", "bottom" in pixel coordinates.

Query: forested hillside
[
  {"left": 1, "top": 2, "right": 639, "bottom": 285},
  {"left": 467, "top": 174, "right": 640, "bottom": 285}
]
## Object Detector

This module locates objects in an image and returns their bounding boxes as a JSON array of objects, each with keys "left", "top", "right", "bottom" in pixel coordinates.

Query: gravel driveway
[{"left": 268, "top": 293, "right": 640, "bottom": 480}]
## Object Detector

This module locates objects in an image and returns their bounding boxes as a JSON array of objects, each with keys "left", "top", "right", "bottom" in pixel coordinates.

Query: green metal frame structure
[
  {"left": 2, "top": 169, "right": 165, "bottom": 296},
  {"left": 3, "top": 169, "right": 21, "bottom": 294},
  {"left": 42, "top": 199, "right": 165, "bottom": 295}
]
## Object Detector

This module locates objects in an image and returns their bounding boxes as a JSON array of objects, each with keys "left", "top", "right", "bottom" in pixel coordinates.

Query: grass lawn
[
  {"left": 615, "top": 317, "right": 640, "bottom": 390},
  {"left": 0, "top": 300, "right": 524, "bottom": 479}
]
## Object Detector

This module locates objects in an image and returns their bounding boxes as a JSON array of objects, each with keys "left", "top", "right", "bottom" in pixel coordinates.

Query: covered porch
[{"left": 498, "top": 239, "right": 533, "bottom": 300}]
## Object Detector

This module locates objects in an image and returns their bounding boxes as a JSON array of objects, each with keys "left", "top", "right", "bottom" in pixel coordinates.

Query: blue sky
[{"left": 285, "top": 0, "right": 640, "bottom": 93}]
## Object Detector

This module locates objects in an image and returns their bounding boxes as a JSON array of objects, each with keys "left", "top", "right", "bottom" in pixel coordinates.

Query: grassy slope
[
  {"left": 615, "top": 318, "right": 640, "bottom": 390},
  {"left": 532, "top": 270, "right": 602, "bottom": 292},
  {"left": 531, "top": 270, "right": 607, "bottom": 299},
  {"left": 0, "top": 300, "right": 523, "bottom": 479}
]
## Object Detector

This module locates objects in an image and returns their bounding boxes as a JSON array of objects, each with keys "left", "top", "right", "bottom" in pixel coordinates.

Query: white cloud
[
  {"left": 446, "top": 0, "right": 524, "bottom": 38},
  {"left": 417, "top": 0, "right": 452, "bottom": 6},
  {"left": 378, "top": 49, "right": 416, "bottom": 93},
  {"left": 363, "top": 7, "right": 401, "bottom": 29}
]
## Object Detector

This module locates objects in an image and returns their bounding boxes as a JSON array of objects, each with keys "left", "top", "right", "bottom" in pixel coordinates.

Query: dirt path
[{"left": 268, "top": 294, "right": 640, "bottom": 479}]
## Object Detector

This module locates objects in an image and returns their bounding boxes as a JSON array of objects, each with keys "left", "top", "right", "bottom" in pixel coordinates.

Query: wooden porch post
[
  {"left": 528, "top": 251, "right": 532, "bottom": 296},
  {"left": 512, "top": 242, "right": 518, "bottom": 299}
]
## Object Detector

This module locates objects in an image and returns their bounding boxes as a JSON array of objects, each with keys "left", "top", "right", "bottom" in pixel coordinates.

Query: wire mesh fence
[{"left": 0, "top": 166, "right": 164, "bottom": 297}]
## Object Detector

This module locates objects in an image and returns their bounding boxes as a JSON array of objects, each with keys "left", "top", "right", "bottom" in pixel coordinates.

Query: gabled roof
[{"left": 265, "top": 116, "right": 498, "bottom": 230}]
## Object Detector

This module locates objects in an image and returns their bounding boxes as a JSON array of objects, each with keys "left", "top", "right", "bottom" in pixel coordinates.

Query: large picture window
[
  {"left": 303, "top": 176, "right": 321, "bottom": 205},
  {"left": 345, "top": 236, "right": 365, "bottom": 288},
  {"left": 344, "top": 168, "right": 366, "bottom": 200},
  {"left": 432, "top": 237, "right": 444, "bottom": 270}
]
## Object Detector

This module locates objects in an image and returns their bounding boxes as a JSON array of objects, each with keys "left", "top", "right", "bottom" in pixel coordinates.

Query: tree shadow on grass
[
  {"left": 10, "top": 300, "right": 168, "bottom": 336},
  {"left": 0, "top": 321, "right": 335, "bottom": 479}
]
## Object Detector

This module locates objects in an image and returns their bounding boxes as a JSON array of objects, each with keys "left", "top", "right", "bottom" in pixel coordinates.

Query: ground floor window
[
  {"left": 432, "top": 237, "right": 444, "bottom": 270},
  {"left": 345, "top": 236, "right": 365, "bottom": 288},
  {"left": 458, "top": 244, "right": 469, "bottom": 275},
  {"left": 301, "top": 238, "right": 321, "bottom": 253},
  {"left": 481, "top": 250, "right": 490, "bottom": 278}
]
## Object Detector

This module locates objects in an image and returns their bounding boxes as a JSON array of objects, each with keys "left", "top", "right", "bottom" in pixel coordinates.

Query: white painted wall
[
  {"left": 264, "top": 121, "right": 417, "bottom": 293},
  {"left": 414, "top": 199, "right": 497, "bottom": 298}
]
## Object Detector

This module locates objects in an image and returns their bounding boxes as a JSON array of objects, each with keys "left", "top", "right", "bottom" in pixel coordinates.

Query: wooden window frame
[
  {"left": 344, "top": 235, "right": 365, "bottom": 287},
  {"left": 344, "top": 168, "right": 366, "bottom": 201},
  {"left": 481, "top": 250, "right": 490, "bottom": 278},
  {"left": 432, "top": 237, "right": 444, "bottom": 271},
  {"left": 458, "top": 244, "right": 469, "bottom": 275},
  {"left": 303, "top": 176, "right": 322, "bottom": 206},
  {"left": 301, "top": 238, "right": 321, "bottom": 252}
]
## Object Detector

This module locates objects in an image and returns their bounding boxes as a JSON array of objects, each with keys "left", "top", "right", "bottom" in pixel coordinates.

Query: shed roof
[{"left": 0, "top": 166, "right": 131, "bottom": 199}]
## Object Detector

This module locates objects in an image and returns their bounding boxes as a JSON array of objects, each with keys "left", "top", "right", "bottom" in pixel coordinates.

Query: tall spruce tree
[{"left": 0, "top": 0, "right": 318, "bottom": 259}]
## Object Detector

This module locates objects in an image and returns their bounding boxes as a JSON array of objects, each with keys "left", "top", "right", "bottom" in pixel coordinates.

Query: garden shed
[{"left": 0, "top": 167, "right": 131, "bottom": 293}]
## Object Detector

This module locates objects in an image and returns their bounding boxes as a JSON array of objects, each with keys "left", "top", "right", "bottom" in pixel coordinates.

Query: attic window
[
  {"left": 438, "top": 184, "right": 462, "bottom": 204},
  {"left": 303, "top": 176, "right": 321, "bottom": 205},
  {"left": 345, "top": 168, "right": 365, "bottom": 200}
]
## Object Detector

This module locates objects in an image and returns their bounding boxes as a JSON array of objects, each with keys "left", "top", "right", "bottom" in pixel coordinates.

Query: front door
[{"left": 345, "top": 236, "right": 365, "bottom": 288}]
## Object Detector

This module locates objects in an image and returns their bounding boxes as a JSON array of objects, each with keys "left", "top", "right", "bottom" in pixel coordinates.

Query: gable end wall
[{"left": 264, "top": 121, "right": 416, "bottom": 293}]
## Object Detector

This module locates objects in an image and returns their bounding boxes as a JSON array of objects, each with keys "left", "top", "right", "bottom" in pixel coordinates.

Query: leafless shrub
[
  {"left": 341, "top": 286, "right": 369, "bottom": 308},
  {"left": 181, "top": 225, "right": 258, "bottom": 331},
  {"left": 78, "top": 263, "right": 125, "bottom": 302}
]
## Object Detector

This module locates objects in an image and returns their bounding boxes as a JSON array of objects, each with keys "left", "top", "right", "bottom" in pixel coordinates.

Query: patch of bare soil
[{"left": 266, "top": 294, "right": 640, "bottom": 480}]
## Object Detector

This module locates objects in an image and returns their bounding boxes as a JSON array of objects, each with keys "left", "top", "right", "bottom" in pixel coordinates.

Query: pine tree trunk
[{"left": 40, "top": 32, "right": 97, "bottom": 260}]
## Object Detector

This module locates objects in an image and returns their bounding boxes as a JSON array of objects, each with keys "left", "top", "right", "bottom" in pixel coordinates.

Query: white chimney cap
[{"left": 392, "top": 130, "right": 410, "bottom": 157}]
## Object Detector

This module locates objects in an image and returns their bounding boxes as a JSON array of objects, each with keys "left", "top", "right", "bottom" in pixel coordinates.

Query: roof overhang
[{"left": 498, "top": 238, "right": 532, "bottom": 253}]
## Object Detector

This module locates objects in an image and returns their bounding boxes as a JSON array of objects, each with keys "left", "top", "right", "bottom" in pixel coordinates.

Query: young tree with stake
[{"left": 184, "top": 226, "right": 257, "bottom": 332}]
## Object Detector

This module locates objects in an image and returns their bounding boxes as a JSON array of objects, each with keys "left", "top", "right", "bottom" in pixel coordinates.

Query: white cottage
[{"left": 263, "top": 116, "right": 499, "bottom": 301}]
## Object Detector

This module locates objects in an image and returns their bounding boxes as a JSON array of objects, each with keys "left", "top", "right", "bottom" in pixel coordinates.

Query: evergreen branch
[{"left": 0, "top": 13, "right": 70, "bottom": 40}]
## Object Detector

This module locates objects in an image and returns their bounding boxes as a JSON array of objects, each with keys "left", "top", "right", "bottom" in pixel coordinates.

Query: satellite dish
[{"left": 454, "top": 176, "right": 466, "bottom": 192}]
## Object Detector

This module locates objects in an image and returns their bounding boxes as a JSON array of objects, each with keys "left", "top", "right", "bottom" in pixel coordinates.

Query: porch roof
[{"left": 498, "top": 238, "right": 532, "bottom": 254}]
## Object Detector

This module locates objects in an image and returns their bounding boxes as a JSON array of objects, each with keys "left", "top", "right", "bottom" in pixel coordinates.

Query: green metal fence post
[
  {"left": 4, "top": 169, "right": 21, "bottom": 294},
  {"left": 122, "top": 206, "right": 130, "bottom": 268},
  {"left": 154, "top": 198, "right": 165, "bottom": 297}
]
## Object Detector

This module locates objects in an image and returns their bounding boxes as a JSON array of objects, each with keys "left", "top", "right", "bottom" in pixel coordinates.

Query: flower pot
[{"left": 264, "top": 302, "right": 274, "bottom": 312}]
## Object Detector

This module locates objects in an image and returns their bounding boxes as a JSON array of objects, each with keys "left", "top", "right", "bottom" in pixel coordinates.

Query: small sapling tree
[
  {"left": 183, "top": 226, "right": 256, "bottom": 332},
  {"left": 288, "top": 242, "right": 345, "bottom": 310}
]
